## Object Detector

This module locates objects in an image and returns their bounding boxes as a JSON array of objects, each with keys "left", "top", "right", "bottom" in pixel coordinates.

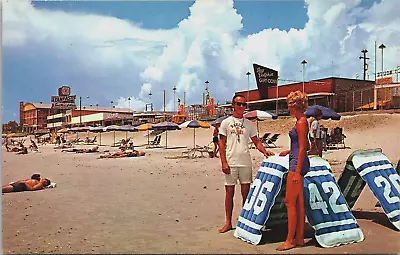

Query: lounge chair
[
  {"left": 147, "top": 135, "right": 162, "bottom": 148},
  {"left": 264, "top": 133, "right": 280, "bottom": 148},
  {"left": 327, "top": 127, "right": 346, "bottom": 149}
]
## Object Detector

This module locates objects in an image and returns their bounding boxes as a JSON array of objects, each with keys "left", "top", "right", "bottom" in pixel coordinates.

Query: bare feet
[
  {"left": 218, "top": 223, "right": 233, "bottom": 233},
  {"left": 276, "top": 241, "right": 296, "bottom": 251},
  {"left": 295, "top": 240, "right": 305, "bottom": 246}
]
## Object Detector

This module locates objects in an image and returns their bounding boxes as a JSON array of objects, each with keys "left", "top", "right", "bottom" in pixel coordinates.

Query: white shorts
[{"left": 224, "top": 166, "right": 253, "bottom": 186}]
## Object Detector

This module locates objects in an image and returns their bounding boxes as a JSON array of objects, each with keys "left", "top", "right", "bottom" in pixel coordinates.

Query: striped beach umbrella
[{"left": 179, "top": 120, "right": 210, "bottom": 149}]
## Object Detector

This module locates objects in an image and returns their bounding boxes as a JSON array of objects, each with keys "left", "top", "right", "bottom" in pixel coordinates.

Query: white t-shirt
[
  {"left": 310, "top": 119, "right": 321, "bottom": 139},
  {"left": 219, "top": 116, "right": 258, "bottom": 167}
]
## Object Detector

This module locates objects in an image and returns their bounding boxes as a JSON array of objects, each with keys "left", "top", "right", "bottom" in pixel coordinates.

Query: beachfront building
[
  {"left": 46, "top": 106, "right": 133, "bottom": 130},
  {"left": 20, "top": 101, "right": 56, "bottom": 133},
  {"left": 231, "top": 77, "right": 375, "bottom": 114}
]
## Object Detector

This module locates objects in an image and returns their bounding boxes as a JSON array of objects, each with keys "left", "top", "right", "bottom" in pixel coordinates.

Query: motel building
[{"left": 47, "top": 106, "right": 133, "bottom": 130}]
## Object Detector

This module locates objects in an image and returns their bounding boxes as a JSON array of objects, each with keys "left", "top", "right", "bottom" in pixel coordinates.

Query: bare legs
[
  {"left": 219, "top": 183, "right": 250, "bottom": 233},
  {"left": 277, "top": 172, "right": 305, "bottom": 251},
  {"left": 2, "top": 185, "right": 14, "bottom": 193}
]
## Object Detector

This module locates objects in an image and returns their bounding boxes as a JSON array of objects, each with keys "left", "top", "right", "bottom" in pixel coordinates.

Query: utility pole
[
  {"left": 205, "top": 80, "right": 209, "bottom": 103},
  {"left": 359, "top": 49, "right": 369, "bottom": 80},
  {"left": 163, "top": 90, "right": 166, "bottom": 112},
  {"left": 374, "top": 41, "right": 377, "bottom": 81}
]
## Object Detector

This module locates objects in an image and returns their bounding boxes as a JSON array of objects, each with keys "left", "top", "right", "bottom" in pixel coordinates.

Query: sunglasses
[{"left": 234, "top": 102, "right": 247, "bottom": 107}]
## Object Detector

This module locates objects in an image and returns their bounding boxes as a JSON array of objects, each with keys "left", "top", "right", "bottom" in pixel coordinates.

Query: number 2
[
  {"left": 308, "top": 181, "right": 348, "bottom": 214},
  {"left": 374, "top": 174, "right": 400, "bottom": 204}
]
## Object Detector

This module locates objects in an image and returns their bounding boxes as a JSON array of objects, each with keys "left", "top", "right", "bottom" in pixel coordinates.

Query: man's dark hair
[
  {"left": 232, "top": 94, "right": 247, "bottom": 103},
  {"left": 31, "top": 174, "right": 41, "bottom": 181}
]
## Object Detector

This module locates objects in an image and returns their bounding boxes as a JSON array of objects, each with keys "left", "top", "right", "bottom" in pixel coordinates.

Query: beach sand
[{"left": 2, "top": 113, "right": 400, "bottom": 254}]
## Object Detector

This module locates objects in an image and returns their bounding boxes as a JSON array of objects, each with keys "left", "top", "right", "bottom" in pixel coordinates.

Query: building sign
[
  {"left": 253, "top": 63, "right": 278, "bottom": 99},
  {"left": 51, "top": 86, "right": 77, "bottom": 110},
  {"left": 376, "top": 66, "right": 400, "bottom": 78},
  {"left": 376, "top": 77, "right": 393, "bottom": 85}
]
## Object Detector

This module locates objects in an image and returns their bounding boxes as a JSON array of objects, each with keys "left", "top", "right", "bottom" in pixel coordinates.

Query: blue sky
[{"left": 2, "top": 0, "right": 396, "bottom": 123}]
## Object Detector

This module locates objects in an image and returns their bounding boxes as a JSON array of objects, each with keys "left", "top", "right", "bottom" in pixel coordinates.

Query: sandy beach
[{"left": 2, "top": 112, "right": 400, "bottom": 254}]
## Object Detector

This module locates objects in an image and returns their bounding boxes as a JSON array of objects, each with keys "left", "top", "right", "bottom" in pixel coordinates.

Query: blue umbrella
[
  {"left": 212, "top": 116, "right": 229, "bottom": 127},
  {"left": 152, "top": 122, "right": 180, "bottom": 148},
  {"left": 305, "top": 105, "right": 341, "bottom": 120}
]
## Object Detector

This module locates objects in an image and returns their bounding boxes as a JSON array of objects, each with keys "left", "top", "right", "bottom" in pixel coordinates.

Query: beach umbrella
[
  {"left": 152, "top": 121, "right": 180, "bottom": 148},
  {"left": 104, "top": 125, "right": 121, "bottom": 146},
  {"left": 137, "top": 123, "right": 153, "bottom": 145},
  {"left": 305, "top": 105, "right": 341, "bottom": 120},
  {"left": 244, "top": 110, "right": 278, "bottom": 136},
  {"left": 117, "top": 125, "right": 138, "bottom": 140},
  {"left": 179, "top": 120, "right": 210, "bottom": 149},
  {"left": 57, "top": 128, "right": 69, "bottom": 133},
  {"left": 90, "top": 126, "right": 105, "bottom": 145},
  {"left": 211, "top": 116, "right": 229, "bottom": 127}
]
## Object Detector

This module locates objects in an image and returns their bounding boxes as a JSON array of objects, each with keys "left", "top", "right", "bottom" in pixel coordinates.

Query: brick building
[
  {"left": 234, "top": 77, "right": 375, "bottom": 114},
  {"left": 20, "top": 102, "right": 55, "bottom": 133}
]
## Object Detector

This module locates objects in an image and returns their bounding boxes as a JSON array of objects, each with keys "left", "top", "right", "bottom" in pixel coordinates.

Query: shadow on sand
[
  {"left": 258, "top": 223, "right": 320, "bottom": 248},
  {"left": 352, "top": 210, "right": 398, "bottom": 231}
]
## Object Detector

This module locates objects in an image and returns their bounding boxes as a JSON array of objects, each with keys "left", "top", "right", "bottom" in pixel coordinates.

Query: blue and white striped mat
[
  {"left": 234, "top": 155, "right": 289, "bottom": 245},
  {"left": 304, "top": 156, "right": 364, "bottom": 248},
  {"left": 351, "top": 150, "right": 400, "bottom": 230}
]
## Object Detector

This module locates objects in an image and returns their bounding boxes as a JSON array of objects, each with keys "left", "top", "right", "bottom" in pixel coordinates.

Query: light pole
[
  {"left": 379, "top": 43, "right": 386, "bottom": 73},
  {"left": 301, "top": 60, "right": 307, "bottom": 93},
  {"left": 205, "top": 80, "right": 209, "bottom": 104},
  {"left": 79, "top": 96, "right": 89, "bottom": 126},
  {"left": 173, "top": 86, "right": 177, "bottom": 112},
  {"left": 128, "top": 97, "right": 131, "bottom": 112},
  {"left": 246, "top": 72, "right": 251, "bottom": 105},
  {"left": 149, "top": 92, "right": 152, "bottom": 111},
  {"left": 110, "top": 101, "right": 114, "bottom": 125}
]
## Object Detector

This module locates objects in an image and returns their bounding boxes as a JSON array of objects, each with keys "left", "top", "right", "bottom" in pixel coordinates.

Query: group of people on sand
[
  {"left": 216, "top": 91, "right": 313, "bottom": 251},
  {"left": 99, "top": 140, "right": 145, "bottom": 158},
  {"left": 2, "top": 174, "right": 51, "bottom": 193}
]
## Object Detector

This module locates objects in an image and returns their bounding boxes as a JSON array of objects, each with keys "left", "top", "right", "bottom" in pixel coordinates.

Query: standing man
[
  {"left": 212, "top": 123, "right": 221, "bottom": 158},
  {"left": 218, "top": 94, "right": 274, "bottom": 233}
]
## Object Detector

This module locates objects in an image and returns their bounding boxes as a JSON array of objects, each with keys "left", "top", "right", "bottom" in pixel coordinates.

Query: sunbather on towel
[
  {"left": 62, "top": 146, "right": 99, "bottom": 153},
  {"left": 99, "top": 150, "right": 145, "bottom": 159},
  {"left": 2, "top": 178, "right": 51, "bottom": 193},
  {"left": 16, "top": 146, "right": 28, "bottom": 155}
]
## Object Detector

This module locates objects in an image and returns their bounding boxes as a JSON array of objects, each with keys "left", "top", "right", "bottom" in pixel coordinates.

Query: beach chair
[
  {"left": 327, "top": 127, "right": 346, "bottom": 149},
  {"left": 264, "top": 133, "right": 280, "bottom": 148},
  {"left": 147, "top": 135, "right": 162, "bottom": 148},
  {"left": 249, "top": 132, "right": 271, "bottom": 149}
]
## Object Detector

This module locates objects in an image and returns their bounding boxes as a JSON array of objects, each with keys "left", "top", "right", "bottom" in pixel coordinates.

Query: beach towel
[
  {"left": 304, "top": 156, "right": 364, "bottom": 248},
  {"left": 234, "top": 155, "right": 289, "bottom": 245},
  {"left": 351, "top": 149, "right": 400, "bottom": 230}
]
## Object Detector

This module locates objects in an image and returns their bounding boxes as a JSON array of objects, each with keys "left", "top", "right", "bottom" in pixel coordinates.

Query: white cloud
[{"left": 3, "top": 0, "right": 400, "bottom": 116}]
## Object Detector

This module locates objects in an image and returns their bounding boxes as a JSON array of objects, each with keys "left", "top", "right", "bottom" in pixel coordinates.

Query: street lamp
[
  {"left": 379, "top": 43, "right": 386, "bottom": 73},
  {"left": 149, "top": 92, "right": 152, "bottom": 111},
  {"left": 246, "top": 72, "right": 251, "bottom": 103},
  {"left": 301, "top": 60, "right": 307, "bottom": 93},
  {"left": 110, "top": 101, "right": 114, "bottom": 125},
  {"left": 127, "top": 97, "right": 131, "bottom": 112},
  {"left": 205, "top": 80, "right": 209, "bottom": 103},
  {"left": 79, "top": 96, "right": 89, "bottom": 126},
  {"left": 173, "top": 86, "right": 177, "bottom": 112}
]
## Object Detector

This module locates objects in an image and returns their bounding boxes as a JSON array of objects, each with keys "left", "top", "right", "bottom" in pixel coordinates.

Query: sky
[{"left": 2, "top": 0, "right": 400, "bottom": 123}]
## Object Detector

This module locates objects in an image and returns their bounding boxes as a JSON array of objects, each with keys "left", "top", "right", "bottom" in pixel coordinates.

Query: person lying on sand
[
  {"left": 99, "top": 150, "right": 145, "bottom": 159},
  {"left": 62, "top": 146, "right": 99, "bottom": 153},
  {"left": 54, "top": 143, "right": 73, "bottom": 149},
  {"left": 29, "top": 140, "right": 39, "bottom": 151},
  {"left": 2, "top": 178, "right": 51, "bottom": 193},
  {"left": 16, "top": 145, "right": 28, "bottom": 155}
]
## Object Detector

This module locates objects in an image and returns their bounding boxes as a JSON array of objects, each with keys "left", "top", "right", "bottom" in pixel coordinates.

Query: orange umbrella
[{"left": 137, "top": 123, "right": 153, "bottom": 145}]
